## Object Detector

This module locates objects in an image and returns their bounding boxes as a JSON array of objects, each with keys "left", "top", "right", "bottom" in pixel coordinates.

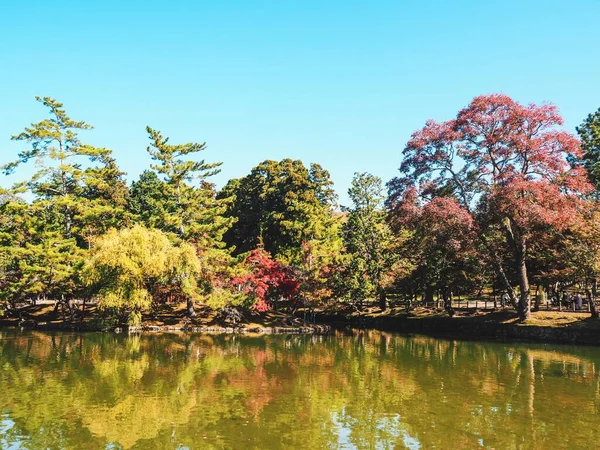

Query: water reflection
[{"left": 0, "top": 329, "right": 599, "bottom": 449}]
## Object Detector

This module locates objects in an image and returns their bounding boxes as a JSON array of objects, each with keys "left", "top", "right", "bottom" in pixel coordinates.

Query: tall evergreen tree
[
  {"left": 79, "top": 154, "right": 129, "bottom": 247},
  {"left": 145, "top": 126, "right": 232, "bottom": 248},
  {"left": 342, "top": 172, "right": 398, "bottom": 310},
  {"left": 0, "top": 97, "right": 128, "bottom": 310},
  {"left": 127, "top": 170, "right": 173, "bottom": 229},
  {"left": 144, "top": 127, "right": 234, "bottom": 315},
  {"left": 220, "top": 159, "right": 339, "bottom": 263},
  {"left": 2, "top": 97, "right": 122, "bottom": 240},
  {"left": 576, "top": 107, "right": 600, "bottom": 190}
]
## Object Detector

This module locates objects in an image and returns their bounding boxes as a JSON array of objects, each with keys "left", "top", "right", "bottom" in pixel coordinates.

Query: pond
[{"left": 0, "top": 329, "right": 599, "bottom": 449}]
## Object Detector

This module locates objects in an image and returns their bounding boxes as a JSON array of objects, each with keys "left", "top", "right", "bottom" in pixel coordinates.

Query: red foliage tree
[
  {"left": 394, "top": 189, "right": 482, "bottom": 315},
  {"left": 232, "top": 249, "right": 300, "bottom": 312},
  {"left": 389, "top": 94, "right": 593, "bottom": 320}
]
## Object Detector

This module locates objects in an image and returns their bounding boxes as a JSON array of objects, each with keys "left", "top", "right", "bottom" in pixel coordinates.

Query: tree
[
  {"left": 342, "top": 172, "right": 398, "bottom": 310},
  {"left": 0, "top": 196, "right": 82, "bottom": 317},
  {"left": 392, "top": 189, "right": 484, "bottom": 315},
  {"left": 83, "top": 225, "right": 200, "bottom": 325},
  {"left": 145, "top": 126, "right": 232, "bottom": 247},
  {"left": 390, "top": 94, "right": 592, "bottom": 320},
  {"left": 221, "top": 159, "right": 342, "bottom": 308},
  {"left": 220, "top": 159, "right": 340, "bottom": 265},
  {"left": 539, "top": 212, "right": 600, "bottom": 318},
  {"left": 2, "top": 97, "right": 124, "bottom": 242},
  {"left": 79, "top": 154, "right": 129, "bottom": 247},
  {"left": 576, "top": 107, "right": 600, "bottom": 189},
  {"left": 0, "top": 97, "right": 130, "bottom": 312},
  {"left": 143, "top": 127, "right": 236, "bottom": 315},
  {"left": 127, "top": 170, "right": 173, "bottom": 229},
  {"left": 232, "top": 249, "right": 300, "bottom": 312}
]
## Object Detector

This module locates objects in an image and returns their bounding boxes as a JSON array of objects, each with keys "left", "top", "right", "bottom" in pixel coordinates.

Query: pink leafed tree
[{"left": 389, "top": 94, "right": 593, "bottom": 320}]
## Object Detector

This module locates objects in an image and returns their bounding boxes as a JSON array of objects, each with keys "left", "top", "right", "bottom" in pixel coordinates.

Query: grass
[{"left": 320, "top": 302, "right": 600, "bottom": 331}]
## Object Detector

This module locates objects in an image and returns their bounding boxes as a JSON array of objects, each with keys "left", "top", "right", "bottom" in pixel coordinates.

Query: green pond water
[{"left": 1, "top": 330, "right": 599, "bottom": 449}]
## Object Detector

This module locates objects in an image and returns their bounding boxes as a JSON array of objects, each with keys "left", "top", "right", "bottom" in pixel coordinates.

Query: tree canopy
[{"left": 2, "top": 94, "right": 600, "bottom": 324}]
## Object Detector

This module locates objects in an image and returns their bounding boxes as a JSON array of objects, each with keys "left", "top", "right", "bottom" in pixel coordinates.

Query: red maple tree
[
  {"left": 232, "top": 249, "right": 300, "bottom": 312},
  {"left": 389, "top": 94, "right": 593, "bottom": 320}
]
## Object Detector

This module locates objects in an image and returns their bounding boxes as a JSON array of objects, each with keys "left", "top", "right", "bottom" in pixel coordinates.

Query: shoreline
[
  {"left": 2, "top": 305, "right": 600, "bottom": 345},
  {"left": 0, "top": 319, "right": 331, "bottom": 335},
  {"left": 317, "top": 308, "right": 600, "bottom": 346}
]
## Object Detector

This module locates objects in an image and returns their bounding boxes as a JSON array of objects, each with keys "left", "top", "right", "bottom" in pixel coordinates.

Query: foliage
[
  {"left": 144, "top": 126, "right": 233, "bottom": 248},
  {"left": 2, "top": 97, "right": 127, "bottom": 244},
  {"left": 82, "top": 225, "right": 200, "bottom": 324},
  {"left": 392, "top": 190, "right": 485, "bottom": 312},
  {"left": 127, "top": 170, "right": 172, "bottom": 229},
  {"left": 220, "top": 159, "right": 340, "bottom": 264},
  {"left": 576, "top": 107, "right": 600, "bottom": 189},
  {"left": 232, "top": 249, "right": 300, "bottom": 311},
  {"left": 389, "top": 94, "right": 593, "bottom": 319},
  {"left": 339, "top": 173, "right": 401, "bottom": 308},
  {"left": 3, "top": 93, "right": 600, "bottom": 323}
]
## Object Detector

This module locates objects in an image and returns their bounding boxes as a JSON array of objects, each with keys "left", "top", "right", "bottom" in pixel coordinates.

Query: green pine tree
[
  {"left": 342, "top": 172, "right": 398, "bottom": 310},
  {"left": 144, "top": 126, "right": 233, "bottom": 248}
]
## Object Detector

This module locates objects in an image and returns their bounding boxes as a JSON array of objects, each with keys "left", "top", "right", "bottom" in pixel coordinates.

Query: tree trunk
[
  {"left": 424, "top": 287, "right": 434, "bottom": 307},
  {"left": 442, "top": 288, "right": 455, "bottom": 317},
  {"left": 67, "top": 299, "right": 75, "bottom": 321},
  {"left": 378, "top": 288, "right": 387, "bottom": 311},
  {"left": 517, "top": 240, "right": 530, "bottom": 321},
  {"left": 590, "top": 278, "right": 599, "bottom": 319},
  {"left": 480, "top": 234, "right": 518, "bottom": 308},
  {"left": 533, "top": 286, "right": 541, "bottom": 312},
  {"left": 186, "top": 297, "right": 196, "bottom": 318},
  {"left": 500, "top": 218, "right": 530, "bottom": 318}
]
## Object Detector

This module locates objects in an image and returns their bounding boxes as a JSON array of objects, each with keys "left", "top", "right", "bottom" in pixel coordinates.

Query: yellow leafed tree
[{"left": 83, "top": 225, "right": 200, "bottom": 324}]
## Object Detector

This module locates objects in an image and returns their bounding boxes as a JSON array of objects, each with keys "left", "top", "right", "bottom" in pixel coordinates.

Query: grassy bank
[{"left": 317, "top": 305, "right": 600, "bottom": 345}]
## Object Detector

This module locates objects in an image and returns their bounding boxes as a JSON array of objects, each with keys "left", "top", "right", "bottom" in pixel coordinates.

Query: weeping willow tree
[{"left": 82, "top": 225, "right": 200, "bottom": 325}]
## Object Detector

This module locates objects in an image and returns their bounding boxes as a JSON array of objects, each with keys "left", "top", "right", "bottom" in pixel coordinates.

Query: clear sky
[{"left": 1, "top": 0, "right": 599, "bottom": 206}]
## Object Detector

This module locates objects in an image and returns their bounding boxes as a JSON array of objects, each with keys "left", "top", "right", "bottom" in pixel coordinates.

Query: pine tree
[
  {"left": 1, "top": 97, "right": 128, "bottom": 310},
  {"left": 342, "top": 172, "right": 398, "bottom": 310},
  {"left": 145, "top": 126, "right": 233, "bottom": 247},
  {"left": 128, "top": 170, "right": 173, "bottom": 229},
  {"left": 79, "top": 154, "right": 129, "bottom": 247},
  {"left": 144, "top": 127, "right": 235, "bottom": 315}
]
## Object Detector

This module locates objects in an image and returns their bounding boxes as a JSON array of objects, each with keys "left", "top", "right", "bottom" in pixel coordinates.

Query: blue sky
[{"left": 1, "top": 0, "right": 599, "bottom": 206}]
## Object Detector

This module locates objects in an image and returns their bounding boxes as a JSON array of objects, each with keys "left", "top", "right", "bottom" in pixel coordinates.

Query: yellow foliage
[{"left": 83, "top": 225, "right": 200, "bottom": 324}]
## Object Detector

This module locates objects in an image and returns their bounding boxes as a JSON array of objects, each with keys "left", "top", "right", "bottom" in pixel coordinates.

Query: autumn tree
[
  {"left": 232, "top": 249, "right": 300, "bottom": 312},
  {"left": 392, "top": 189, "right": 485, "bottom": 315},
  {"left": 220, "top": 159, "right": 342, "bottom": 306},
  {"left": 536, "top": 213, "right": 600, "bottom": 317},
  {"left": 390, "top": 94, "right": 592, "bottom": 320}
]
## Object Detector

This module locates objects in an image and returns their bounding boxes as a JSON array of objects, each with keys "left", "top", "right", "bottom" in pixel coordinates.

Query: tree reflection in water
[{"left": 1, "top": 329, "right": 599, "bottom": 449}]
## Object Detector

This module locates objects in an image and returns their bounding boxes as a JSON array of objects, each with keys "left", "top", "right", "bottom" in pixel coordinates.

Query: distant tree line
[{"left": 1, "top": 94, "right": 600, "bottom": 324}]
